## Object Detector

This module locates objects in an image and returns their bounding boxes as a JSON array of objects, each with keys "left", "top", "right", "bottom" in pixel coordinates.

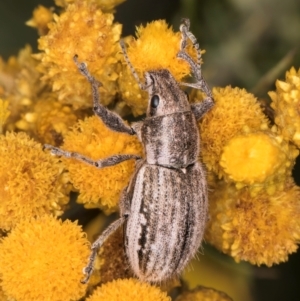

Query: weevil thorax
[{"left": 141, "top": 69, "right": 200, "bottom": 169}]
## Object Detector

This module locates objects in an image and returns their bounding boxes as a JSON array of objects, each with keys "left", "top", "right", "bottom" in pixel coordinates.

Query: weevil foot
[{"left": 80, "top": 266, "right": 93, "bottom": 284}]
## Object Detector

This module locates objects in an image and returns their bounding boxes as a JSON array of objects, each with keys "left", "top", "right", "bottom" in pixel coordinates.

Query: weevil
[{"left": 44, "top": 19, "right": 214, "bottom": 283}]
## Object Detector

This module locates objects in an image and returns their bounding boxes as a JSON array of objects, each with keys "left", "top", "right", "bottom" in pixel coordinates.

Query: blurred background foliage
[{"left": 0, "top": 0, "right": 300, "bottom": 300}]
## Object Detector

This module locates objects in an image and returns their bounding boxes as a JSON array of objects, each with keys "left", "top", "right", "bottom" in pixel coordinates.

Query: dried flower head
[
  {"left": 86, "top": 278, "right": 171, "bottom": 301},
  {"left": 205, "top": 179, "right": 300, "bottom": 266},
  {"left": 199, "top": 86, "right": 270, "bottom": 177},
  {"left": 61, "top": 116, "right": 143, "bottom": 214},
  {"left": 0, "top": 215, "right": 89, "bottom": 301},
  {"left": 118, "top": 20, "right": 198, "bottom": 116},
  {"left": 0, "top": 132, "right": 70, "bottom": 230},
  {"left": 35, "top": 1, "right": 122, "bottom": 109},
  {"left": 269, "top": 67, "right": 300, "bottom": 147}
]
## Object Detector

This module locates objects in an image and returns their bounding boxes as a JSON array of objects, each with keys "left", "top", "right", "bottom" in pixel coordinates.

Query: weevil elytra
[{"left": 44, "top": 19, "right": 214, "bottom": 283}]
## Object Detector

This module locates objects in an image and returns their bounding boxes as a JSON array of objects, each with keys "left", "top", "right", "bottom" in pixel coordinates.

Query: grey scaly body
[
  {"left": 44, "top": 19, "right": 214, "bottom": 283},
  {"left": 125, "top": 161, "right": 207, "bottom": 281}
]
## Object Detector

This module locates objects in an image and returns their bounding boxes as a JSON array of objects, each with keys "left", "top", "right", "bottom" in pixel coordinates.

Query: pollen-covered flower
[
  {"left": 35, "top": 1, "right": 122, "bottom": 109},
  {"left": 269, "top": 67, "right": 300, "bottom": 147},
  {"left": 26, "top": 5, "right": 54, "bottom": 35},
  {"left": 220, "top": 130, "right": 298, "bottom": 194},
  {"left": 86, "top": 278, "right": 171, "bottom": 301},
  {"left": 55, "top": 0, "right": 125, "bottom": 13},
  {"left": 118, "top": 20, "right": 198, "bottom": 116},
  {"left": 205, "top": 179, "right": 300, "bottom": 266},
  {"left": 0, "top": 132, "right": 71, "bottom": 230},
  {"left": 198, "top": 86, "right": 270, "bottom": 177},
  {"left": 61, "top": 116, "right": 143, "bottom": 214},
  {"left": 0, "top": 215, "right": 89, "bottom": 301},
  {"left": 175, "top": 286, "right": 233, "bottom": 301}
]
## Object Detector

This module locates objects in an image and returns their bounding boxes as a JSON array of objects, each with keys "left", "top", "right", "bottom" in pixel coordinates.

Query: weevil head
[{"left": 144, "top": 69, "right": 190, "bottom": 117}]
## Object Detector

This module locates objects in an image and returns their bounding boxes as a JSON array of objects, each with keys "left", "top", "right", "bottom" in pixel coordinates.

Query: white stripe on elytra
[{"left": 127, "top": 165, "right": 146, "bottom": 277}]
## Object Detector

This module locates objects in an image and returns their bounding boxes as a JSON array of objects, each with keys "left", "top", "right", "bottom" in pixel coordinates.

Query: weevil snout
[{"left": 145, "top": 70, "right": 190, "bottom": 117}]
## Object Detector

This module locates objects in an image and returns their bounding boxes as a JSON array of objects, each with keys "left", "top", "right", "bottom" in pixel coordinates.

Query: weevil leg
[
  {"left": 73, "top": 55, "right": 135, "bottom": 135},
  {"left": 191, "top": 99, "right": 214, "bottom": 120},
  {"left": 81, "top": 216, "right": 128, "bottom": 284},
  {"left": 44, "top": 144, "right": 141, "bottom": 168},
  {"left": 177, "top": 19, "right": 214, "bottom": 120},
  {"left": 119, "top": 188, "right": 131, "bottom": 216},
  {"left": 82, "top": 188, "right": 131, "bottom": 284}
]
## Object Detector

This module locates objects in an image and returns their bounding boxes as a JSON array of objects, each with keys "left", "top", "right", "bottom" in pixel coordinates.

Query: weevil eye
[{"left": 151, "top": 95, "right": 160, "bottom": 108}]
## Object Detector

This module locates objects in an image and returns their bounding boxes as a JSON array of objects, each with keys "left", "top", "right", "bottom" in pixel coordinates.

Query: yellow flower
[
  {"left": 0, "top": 215, "right": 89, "bottom": 301},
  {"left": 61, "top": 116, "right": 143, "bottom": 214},
  {"left": 0, "top": 132, "right": 71, "bottom": 230},
  {"left": 0, "top": 45, "right": 46, "bottom": 132},
  {"left": 269, "top": 67, "right": 300, "bottom": 147},
  {"left": 86, "top": 278, "right": 171, "bottom": 301},
  {"left": 126, "top": 20, "right": 193, "bottom": 80},
  {"left": 205, "top": 179, "right": 300, "bottom": 266},
  {"left": 199, "top": 86, "right": 270, "bottom": 177},
  {"left": 118, "top": 20, "right": 197, "bottom": 116},
  {"left": 0, "top": 99, "right": 10, "bottom": 134},
  {"left": 118, "top": 60, "right": 148, "bottom": 116},
  {"left": 0, "top": 287, "right": 7, "bottom": 301},
  {"left": 55, "top": 0, "right": 126, "bottom": 13},
  {"left": 35, "top": 1, "right": 122, "bottom": 109},
  {"left": 220, "top": 131, "right": 298, "bottom": 194},
  {"left": 175, "top": 286, "right": 233, "bottom": 301},
  {"left": 26, "top": 5, "right": 54, "bottom": 35},
  {"left": 34, "top": 96, "right": 82, "bottom": 145},
  {"left": 16, "top": 93, "right": 82, "bottom": 146}
]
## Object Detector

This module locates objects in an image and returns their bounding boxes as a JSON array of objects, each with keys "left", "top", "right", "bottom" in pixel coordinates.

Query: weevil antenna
[{"left": 120, "top": 40, "right": 148, "bottom": 90}]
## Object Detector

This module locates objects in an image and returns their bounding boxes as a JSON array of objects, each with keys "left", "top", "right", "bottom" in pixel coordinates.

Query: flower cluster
[
  {"left": 205, "top": 178, "right": 300, "bottom": 265},
  {"left": 35, "top": 0, "right": 122, "bottom": 109},
  {"left": 197, "top": 85, "right": 300, "bottom": 265},
  {"left": 0, "top": 0, "right": 300, "bottom": 300}
]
